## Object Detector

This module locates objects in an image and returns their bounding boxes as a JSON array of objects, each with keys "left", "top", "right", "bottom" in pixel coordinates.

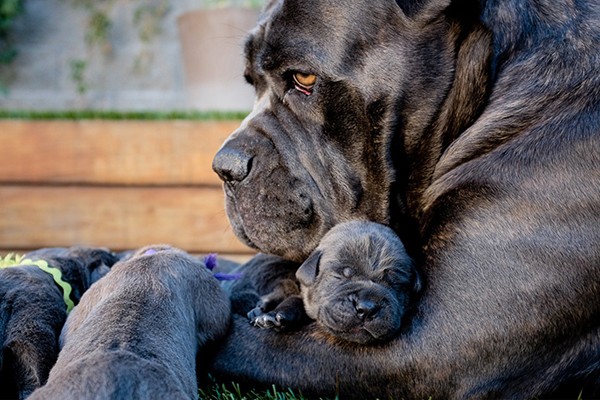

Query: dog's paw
[
  {"left": 249, "top": 311, "right": 289, "bottom": 331},
  {"left": 247, "top": 306, "right": 265, "bottom": 321}
]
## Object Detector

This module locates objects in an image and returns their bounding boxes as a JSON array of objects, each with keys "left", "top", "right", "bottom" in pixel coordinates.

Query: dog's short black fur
[
  {"left": 248, "top": 221, "right": 420, "bottom": 344},
  {"left": 29, "top": 245, "right": 231, "bottom": 400},
  {"left": 210, "top": 0, "right": 600, "bottom": 398},
  {"left": 0, "top": 247, "right": 117, "bottom": 399}
]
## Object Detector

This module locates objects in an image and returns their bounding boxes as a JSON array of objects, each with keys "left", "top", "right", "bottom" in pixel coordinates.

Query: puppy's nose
[
  {"left": 212, "top": 147, "right": 253, "bottom": 183},
  {"left": 354, "top": 298, "right": 379, "bottom": 320}
]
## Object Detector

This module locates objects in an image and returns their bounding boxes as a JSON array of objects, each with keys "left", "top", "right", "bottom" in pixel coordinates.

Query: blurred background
[{"left": 0, "top": 0, "right": 265, "bottom": 261}]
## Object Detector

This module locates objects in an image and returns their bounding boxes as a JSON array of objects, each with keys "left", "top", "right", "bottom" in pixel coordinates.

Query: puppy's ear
[
  {"left": 412, "top": 268, "right": 423, "bottom": 293},
  {"left": 296, "top": 250, "right": 322, "bottom": 287}
]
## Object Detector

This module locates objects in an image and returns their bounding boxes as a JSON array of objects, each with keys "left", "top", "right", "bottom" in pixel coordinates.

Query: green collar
[{"left": 1, "top": 255, "right": 75, "bottom": 313}]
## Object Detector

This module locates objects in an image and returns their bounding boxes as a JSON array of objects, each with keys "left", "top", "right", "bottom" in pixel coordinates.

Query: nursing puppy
[
  {"left": 0, "top": 247, "right": 117, "bottom": 400},
  {"left": 29, "top": 245, "right": 230, "bottom": 400},
  {"left": 249, "top": 221, "right": 421, "bottom": 344}
]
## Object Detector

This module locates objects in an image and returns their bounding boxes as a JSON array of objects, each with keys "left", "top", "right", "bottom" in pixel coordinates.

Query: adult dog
[
  {"left": 210, "top": 0, "right": 600, "bottom": 398},
  {"left": 0, "top": 247, "right": 117, "bottom": 400},
  {"left": 29, "top": 246, "right": 231, "bottom": 400}
]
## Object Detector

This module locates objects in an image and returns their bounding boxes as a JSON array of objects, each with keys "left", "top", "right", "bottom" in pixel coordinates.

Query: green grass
[
  {"left": 0, "top": 109, "right": 249, "bottom": 120},
  {"left": 199, "top": 380, "right": 315, "bottom": 400}
]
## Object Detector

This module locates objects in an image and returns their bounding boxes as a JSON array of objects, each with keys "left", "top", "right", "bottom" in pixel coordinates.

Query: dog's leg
[
  {"left": 249, "top": 295, "right": 310, "bottom": 331},
  {"left": 225, "top": 253, "right": 301, "bottom": 318},
  {"left": 247, "top": 278, "right": 302, "bottom": 329}
]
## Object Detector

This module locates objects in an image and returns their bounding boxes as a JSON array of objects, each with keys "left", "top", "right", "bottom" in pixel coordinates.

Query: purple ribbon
[{"left": 202, "top": 253, "right": 242, "bottom": 281}]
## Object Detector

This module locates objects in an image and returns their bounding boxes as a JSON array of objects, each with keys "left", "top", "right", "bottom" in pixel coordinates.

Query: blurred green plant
[
  {"left": 66, "top": 0, "right": 112, "bottom": 54},
  {"left": 0, "top": 109, "right": 249, "bottom": 120},
  {"left": 86, "top": 9, "right": 111, "bottom": 51},
  {"left": 131, "top": 0, "right": 169, "bottom": 74},
  {"left": 69, "top": 59, "right": 88, "bottom": 94},
  {"left": 0, "top": 0, "right": 24, "bottom": 63},
  {"left": 63, "top": 0, "right": 171, "bottom": 94},
  {"left": 0, "top": 0, "right": 23, "bottom": 92},
  {"left": 133, "top": 1, "right": 168, "bottom": 43}
]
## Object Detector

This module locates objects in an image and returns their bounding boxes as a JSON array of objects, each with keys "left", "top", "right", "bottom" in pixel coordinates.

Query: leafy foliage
[{"left": 0, "top": 0, "right": 24, "bottom": 64}]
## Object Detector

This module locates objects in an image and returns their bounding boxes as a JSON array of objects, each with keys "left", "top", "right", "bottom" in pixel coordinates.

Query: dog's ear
[
  {"left": 412, "top": 268, "right": 423, "bottom": 293},
  {"left": 296, "top": 250, "right": 322, "bottom": 288}
]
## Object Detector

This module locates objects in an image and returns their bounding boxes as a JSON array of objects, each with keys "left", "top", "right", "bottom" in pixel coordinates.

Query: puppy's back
[
  {"left": 29, "top": 351, "right": 190, "bottom": 400},
  {"left": 30, "top": 247, "right": 231, "bottom": 400}
]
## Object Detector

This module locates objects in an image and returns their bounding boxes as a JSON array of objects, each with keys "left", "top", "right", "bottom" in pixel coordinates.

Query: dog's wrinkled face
[
  {"left": 296, "top": 221, "right": 420, "bottom": 344},
  {"left": 211, "top": 0, "right": 448, "bottom": 262}
]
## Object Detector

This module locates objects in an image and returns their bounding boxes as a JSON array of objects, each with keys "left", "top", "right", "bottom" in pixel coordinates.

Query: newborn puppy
[
  {"left": 29, "top": 245, "right": 231, "bottom": 400},
  {"left": 250, "top": 221, "right": 421, "bottom": 344},
  {"left": 0, "top": 247, "right": 117, "bottom": 400}
]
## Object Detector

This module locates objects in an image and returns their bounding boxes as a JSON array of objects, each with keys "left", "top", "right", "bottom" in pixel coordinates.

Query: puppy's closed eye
[{"left": 342, "top": 267, "right": 354, "bottom": 278}]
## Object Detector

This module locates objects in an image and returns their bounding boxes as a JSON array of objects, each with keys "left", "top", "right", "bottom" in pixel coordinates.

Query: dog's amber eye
[
  {"left": 293, "top": 72, "right": 317, "bottom": 95},
  {"left": 294, "top": 72, "right": 317, "bottom": 87}
]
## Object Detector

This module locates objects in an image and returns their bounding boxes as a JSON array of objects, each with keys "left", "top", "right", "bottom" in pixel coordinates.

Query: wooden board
[
  {"left": 0, "top": 120, "right": 240, "bottom": 185},
  {"left": 0, "top": 185, "right": 254, "bottom": 254}
]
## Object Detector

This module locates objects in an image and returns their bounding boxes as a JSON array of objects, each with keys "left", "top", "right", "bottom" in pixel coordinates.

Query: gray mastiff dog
[{"left": 210, "top": 0, "right": 600, "bottom": 398}]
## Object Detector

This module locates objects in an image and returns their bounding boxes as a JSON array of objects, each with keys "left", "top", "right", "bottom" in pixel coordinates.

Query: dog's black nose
[
  {"left": 354, "top": 298, "right": 379, "bottom": 320},
  {"left": 212, "top": 147, "right": 253, "bottom": 183}
]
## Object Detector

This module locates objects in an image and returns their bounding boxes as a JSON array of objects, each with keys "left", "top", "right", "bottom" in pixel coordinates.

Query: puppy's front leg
[
  {"left": 248, "top": 277, "right": 301, "bottom": 329},
  {"left": 249, "top": 294, "right": 310, "bottom": 331}
]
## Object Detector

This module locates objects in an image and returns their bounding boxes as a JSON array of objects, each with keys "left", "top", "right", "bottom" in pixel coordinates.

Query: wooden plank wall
[{"left": 0, "top": 120, "right": 255, "bottom": 261}]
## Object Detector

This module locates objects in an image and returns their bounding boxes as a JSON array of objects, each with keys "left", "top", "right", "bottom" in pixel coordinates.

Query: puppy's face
[{"left": 296, "top": 221, "right": 420, "bottom": 344}]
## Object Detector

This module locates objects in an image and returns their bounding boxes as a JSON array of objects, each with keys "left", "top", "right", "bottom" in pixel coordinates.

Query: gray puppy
[
  {"left": 29, "top": 245, "right": 231, "bottom": 400},
  {"left": 250, "top": 221, "right": 421, "bottom": 344},
  {"left": 0, "top": 247, "right": 117, "bottom": 400}
]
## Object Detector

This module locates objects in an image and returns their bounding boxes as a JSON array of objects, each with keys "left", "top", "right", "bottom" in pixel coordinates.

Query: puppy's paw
[
  {"left": 247, "top": 306, "right": 265, "bottom": 321},
  {"left": 249, "top": 311, "right": 289, "bottom": 332},
  {"left": 248, "top": 295, "right": 307, "bottom": 332}
]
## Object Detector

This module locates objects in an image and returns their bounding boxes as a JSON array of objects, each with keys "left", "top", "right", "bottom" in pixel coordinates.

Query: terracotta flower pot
[{"left": 177, "top": 7, "right": 260, "bottom": 111}]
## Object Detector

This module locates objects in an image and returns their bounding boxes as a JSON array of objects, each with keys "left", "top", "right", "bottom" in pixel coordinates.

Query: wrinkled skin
[
  {"left": 212, "top": 0, "right": 407, "bottom": 262},
  {"left": 297, "top": 221, "right": 421, "bottom": 344},
  {"left": 210, "top": 0, "right": 600, "bottom": 398}
]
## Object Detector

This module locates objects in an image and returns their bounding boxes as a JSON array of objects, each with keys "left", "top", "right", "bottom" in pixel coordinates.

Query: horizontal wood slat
[
  {"left": 0, "top": 120, "right": 240, "bottom": 185},
  {"left": 0, "top": 185, "right": 253, "bottom": 254}
]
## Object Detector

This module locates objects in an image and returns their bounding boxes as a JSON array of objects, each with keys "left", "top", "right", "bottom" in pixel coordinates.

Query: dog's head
[
  {"left": 23, "top": 246, "right": 118, "bottom": 301},
  {"left": 129, "top": 245, "right": 232, "bottom": 346},
  {"left": 212, "top": 0, "right": 488, "bottom": 261},
  {"left": 295, "top": 221, "right": 420, "bottom": 344}
]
